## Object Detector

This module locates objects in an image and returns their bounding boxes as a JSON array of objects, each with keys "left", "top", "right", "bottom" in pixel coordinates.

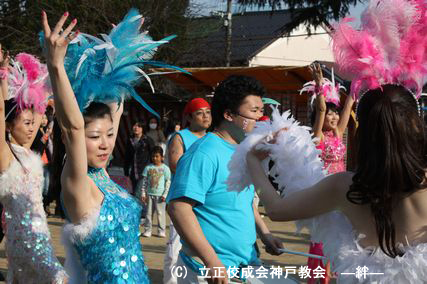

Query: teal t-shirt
[
  {"left": 177, "top": 128, "right": 199, "bottom": 152},
  {"left": 142, "top": 164, "right": 171, "bottom": 196},
  {"left": 167, "top": 128, "right": 199, "bottom": 180},
  {"left": 167, "top": 133, "right": 258, "bottom": 268}
]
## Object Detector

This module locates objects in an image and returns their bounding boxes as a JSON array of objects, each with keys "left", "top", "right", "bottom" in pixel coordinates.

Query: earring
[{"left": 242, "top": 119, "right": 249, "bottom": 130}]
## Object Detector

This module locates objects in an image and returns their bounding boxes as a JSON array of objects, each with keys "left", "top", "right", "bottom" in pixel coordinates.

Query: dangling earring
[{"left": 242, "top": 119, "right": 249, "bottom": 130}]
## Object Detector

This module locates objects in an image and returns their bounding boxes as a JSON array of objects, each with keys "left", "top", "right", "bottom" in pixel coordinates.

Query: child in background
[{"left": 137, "top": 146, "right": 171, "bottom": 238}]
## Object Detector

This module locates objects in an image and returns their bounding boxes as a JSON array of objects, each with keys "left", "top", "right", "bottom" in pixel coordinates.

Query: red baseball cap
[{"left": 183, "top": 98, "right": 210, "bottom": 115}]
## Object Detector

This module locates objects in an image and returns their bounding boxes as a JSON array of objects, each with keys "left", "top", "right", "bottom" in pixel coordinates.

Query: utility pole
[{"left": 225, "top": 0, "right": 232, "bottom": 67}]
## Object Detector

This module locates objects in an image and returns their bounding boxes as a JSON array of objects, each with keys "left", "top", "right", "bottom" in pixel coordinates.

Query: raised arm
[
  {"left": 312, "top": 93, "right": 326, "bottom": 141},
  {"left": 0, "top": 46, "right": 8, "bottom": 101},
  {"left": 337, "top": 94, "right": 355, "bottom": 138},
  {"left": 310, "top": 63, "right": 326, "bottom": 141},
  {"left": 0, "top": 46, "right": 12, "bottom": 172},
  {"left": 42, "top": 12, "right": 90, "bottom": 205},
  {"left": 246, "top": 151, "right": 350, "bottom": 221}
]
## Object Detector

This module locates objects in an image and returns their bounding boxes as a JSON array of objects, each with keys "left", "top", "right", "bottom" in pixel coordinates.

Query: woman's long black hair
[
  {"left": 4, "top": 99, "right": 25, "bottom": 168},
  {"left": 346, "top": 84, "right": 427, "bottom": 257}
]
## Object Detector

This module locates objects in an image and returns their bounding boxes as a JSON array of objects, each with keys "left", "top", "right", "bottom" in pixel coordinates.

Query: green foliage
[
  {"left": 0, "top": 0, "right": 191, "bottom": 63},
  {"left": 236, "top": 0, "right": 364, "bottom": 33}
]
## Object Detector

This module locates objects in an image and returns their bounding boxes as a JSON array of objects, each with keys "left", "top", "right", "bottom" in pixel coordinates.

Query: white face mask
[{"left": 149, "top": 123, "right": 157, "bottom": 130}]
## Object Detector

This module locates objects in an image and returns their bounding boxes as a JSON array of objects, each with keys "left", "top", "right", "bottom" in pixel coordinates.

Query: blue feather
[
  {"left": 117, "top": 82, "right": 160, "bottom": 118},
  {"left": 46, "top": 8, "right": 186, "bottom": 114}
]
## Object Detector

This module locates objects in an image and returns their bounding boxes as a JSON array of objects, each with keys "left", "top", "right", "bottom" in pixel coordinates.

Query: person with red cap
[
  {"left": 163, "top": 97, "right": 211, "bottom": 284},
  {"left": 168, "top": 97, "right": 211, "bottom": 173}
]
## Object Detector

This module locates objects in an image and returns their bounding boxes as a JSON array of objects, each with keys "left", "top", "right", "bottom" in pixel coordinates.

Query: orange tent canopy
[{"left": 159, "top": 66, "right": 314, "bottom": 95}]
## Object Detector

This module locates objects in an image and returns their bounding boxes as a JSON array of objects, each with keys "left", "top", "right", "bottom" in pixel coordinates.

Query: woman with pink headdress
[
  {"left": 0, "top": 46, "right": 67, "bottom": 283},
  {"left": 305, "top": 63, "right": 354, "bottom": 175},
  {"left": 237, "top": 0, "right": 427, "bottom": 282},
  {"left": 301, "top": 63, "right": 355, "bottom": 283}
]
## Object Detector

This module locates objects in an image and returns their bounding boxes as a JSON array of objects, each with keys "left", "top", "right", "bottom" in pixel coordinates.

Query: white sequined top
[{"left": 0, "top": 144, "right": 66, "bottom": 283}]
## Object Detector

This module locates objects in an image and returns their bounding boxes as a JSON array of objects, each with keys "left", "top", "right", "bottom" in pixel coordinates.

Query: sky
[{"left": 190, "top": 0, "right": 367, "bottom": 25}]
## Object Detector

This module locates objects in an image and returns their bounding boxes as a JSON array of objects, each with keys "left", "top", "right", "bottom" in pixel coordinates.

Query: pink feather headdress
[
  {"left": 333, "top": 0, "right": 427, "bottom": 99},
  {"left": 8, "top": 53, "right": 49, "bottom": 114},
  {"left": 300, "top": 68, "right": 346, "bottom": 107}
]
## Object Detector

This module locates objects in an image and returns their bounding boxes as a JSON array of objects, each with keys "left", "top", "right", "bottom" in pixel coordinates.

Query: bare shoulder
[
  {"left": 169, "top": 133, "right": 183, "bottom": 150},
  {"left": 333, "top": 171, "right": 354, "bottom": 182},
  {"left": 327, "top": 171, "right": 355, "bottom": 211},
  {"left": 321, "top": 171, "right": 354, "bottom": 198},
  {"left": 332, "top": 171, "right": 353, "bottom": 189}
]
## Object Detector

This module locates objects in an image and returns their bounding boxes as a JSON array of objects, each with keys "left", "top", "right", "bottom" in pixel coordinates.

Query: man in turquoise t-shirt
[
  {"left": 163, "top": 98, "right": 211, "bottom": 284},
  {"left": 167, "top": 75, "right": 283, "bottom": 283}
]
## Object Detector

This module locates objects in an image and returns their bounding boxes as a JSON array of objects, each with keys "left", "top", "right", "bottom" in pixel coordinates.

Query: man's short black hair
[{"left": 211, "top": 75, "right": 265, "bottom": 128}]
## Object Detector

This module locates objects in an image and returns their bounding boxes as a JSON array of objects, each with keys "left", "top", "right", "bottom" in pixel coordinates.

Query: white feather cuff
[{"left": 227, "top": 107, "right": 326, "bottom": 196}]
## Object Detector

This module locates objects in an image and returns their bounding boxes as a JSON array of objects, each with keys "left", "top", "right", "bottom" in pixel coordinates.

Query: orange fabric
[
  {"left": 41, "top": 151, "right": 48, "bottom": 164},
  {"left": 307, "top": 242, "right": 330, "bottom": 284}
]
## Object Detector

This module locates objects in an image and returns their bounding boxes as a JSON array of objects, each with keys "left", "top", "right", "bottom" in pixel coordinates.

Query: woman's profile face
[
  {"left": 8, "top": 109, "right": 35, "bottom": 145},
  {"left": 84, "top": 116, "right": 115, "bottom": 169}
]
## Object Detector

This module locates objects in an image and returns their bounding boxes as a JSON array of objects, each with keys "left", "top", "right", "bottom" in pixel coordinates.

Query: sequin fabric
[
  {"left": 317, "top": 131, "right": 346, "bottom": 174},
  {"left": 68, "top": 167, "right": 150, "bottom": 284},
  {"left": 0, "top": 144, "right": 66, "bottom": 284}
]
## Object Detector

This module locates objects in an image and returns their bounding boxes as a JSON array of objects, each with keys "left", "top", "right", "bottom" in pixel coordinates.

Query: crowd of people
[{"left": 1, "top": 0, "right": 427, "bottom": 283}]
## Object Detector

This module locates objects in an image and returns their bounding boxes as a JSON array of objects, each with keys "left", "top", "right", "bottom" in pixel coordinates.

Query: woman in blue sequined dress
[{"left": 41, "top": 11, "right": 152, "bottom": 283}]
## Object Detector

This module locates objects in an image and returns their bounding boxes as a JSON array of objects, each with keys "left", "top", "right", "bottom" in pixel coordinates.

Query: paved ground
[{"left": 0, "top": 207, "right": 313, "bottom": 283}]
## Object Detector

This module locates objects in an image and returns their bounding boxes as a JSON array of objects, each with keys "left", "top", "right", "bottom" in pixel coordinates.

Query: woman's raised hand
[
  {"left": 309, "top": 62, "right": 324, "bottom": 88},
  {"left": 41, "top": 11, "right": 78, "bottom": 68},
  {"left": 0, "top": 44, "right": 10, "bottom": 101}
]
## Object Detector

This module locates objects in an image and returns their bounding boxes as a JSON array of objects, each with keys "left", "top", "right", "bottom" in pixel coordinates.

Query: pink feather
[
  {"left": 300, "top": 77, "right": 344, "bottom": 106},
  {"left": 333, "top": 0, "right": 427, "bottom": 99},
  {"left": 8, "top": 53, "right": 49, "bottom": 114},
  {"left": 15, "top": 53, "right": 43, "bottom": 81}
]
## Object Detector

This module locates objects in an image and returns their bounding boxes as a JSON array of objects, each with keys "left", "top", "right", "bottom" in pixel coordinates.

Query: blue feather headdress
[{"left": 45, "top": 9, "right": 188, "bottom": 118}]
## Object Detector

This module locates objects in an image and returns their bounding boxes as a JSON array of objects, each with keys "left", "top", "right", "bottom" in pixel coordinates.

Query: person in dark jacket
[{"left": 124, "top": 121, "right": 155, "bottom": 194}]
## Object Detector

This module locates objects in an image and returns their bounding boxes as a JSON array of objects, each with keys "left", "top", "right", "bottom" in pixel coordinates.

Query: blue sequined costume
[{"left": 63, "top": 167, "right": 150, "bottom": 284}]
